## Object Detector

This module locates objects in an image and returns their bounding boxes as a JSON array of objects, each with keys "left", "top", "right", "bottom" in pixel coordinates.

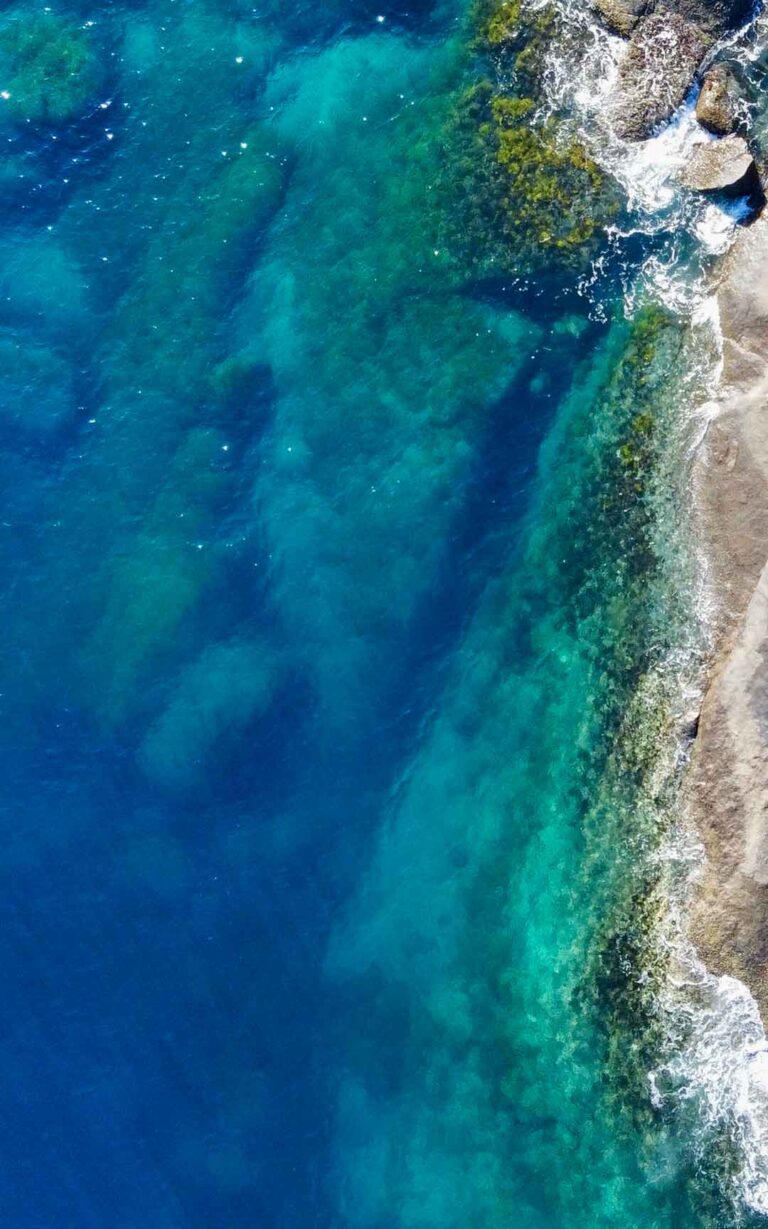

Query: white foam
[
  {"left": 534, "top": 0, "right": 753, "bottom": 311},
  {"left": 533, "top": 0, "right": 768, "bottom": 1204},
  {"left": 694, "top": 196, "right": 755, "bottom": 253},
  {"left": 644, "top": 288, "right": 768, "bottom": 1219},
  {"left": 652, "top": 933, "right": 768, "bottom": 1216},
  {"left": 613, "top": 98, "right": 712, "bottom": 215}
]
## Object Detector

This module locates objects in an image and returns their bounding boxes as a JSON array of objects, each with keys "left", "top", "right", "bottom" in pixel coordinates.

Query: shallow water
[{"left": 0, "top": 0, "right": 758, "bottom": 1225}]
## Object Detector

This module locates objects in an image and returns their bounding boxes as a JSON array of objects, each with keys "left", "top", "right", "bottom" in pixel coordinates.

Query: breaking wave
[
  {"left": 533, "top": 0, "right": 757, "bottom": 312},
  {"left": 535, "top": 0, "right": 768, "bottom": 1216}
]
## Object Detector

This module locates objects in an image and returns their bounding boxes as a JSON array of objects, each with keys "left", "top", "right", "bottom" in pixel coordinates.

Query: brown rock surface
[
  {"left": 598, "top": 0, "right": 751, "bottom": 142},
  {"left": 679, "top": 134, "right": 759, "bottom": 195},
  {"left": 688, "top": 213, "right": 768, "bottom": 1017},
  {"left": 696, "top": 64, "right": 738, "bottom": 135},
  {"left": 592, "top": 0, "right": 652, "bottom": 35},
  {"left": 593, "top": 0, "right": 753, "bottom": 37},
  {"left": 609, "top": 13, "right": 710, "bottom": 140}
]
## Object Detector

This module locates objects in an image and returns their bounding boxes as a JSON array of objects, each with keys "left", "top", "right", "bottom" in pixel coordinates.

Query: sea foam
[
  {"left": 534, "top": 0, "right": 768, "bottom": 1214},
  {"left": 534, "top": 0, "right": 753, "bottom": 314}
]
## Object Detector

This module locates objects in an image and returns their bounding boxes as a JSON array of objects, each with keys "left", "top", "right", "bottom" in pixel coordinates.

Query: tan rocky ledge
[{"left": 688, "top": 211, "right": 768, "bottom": 1017}]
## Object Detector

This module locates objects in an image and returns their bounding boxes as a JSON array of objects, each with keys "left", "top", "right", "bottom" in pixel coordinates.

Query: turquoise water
[{"left": 0, "top": 0, "right": 755, "bottom": 1225}]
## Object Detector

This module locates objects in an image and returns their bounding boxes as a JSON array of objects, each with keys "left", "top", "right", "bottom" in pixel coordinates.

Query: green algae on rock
[
  {"left": 440, "top": 2, "right": 618, "bottom": 279},
  {"left": 0, "top": 9, "right": 103, "bottom": 124},
  {"left": 473, "top": 0, "right": 556, "bottom": 77},
  {"left": 474, "top": 0, "right": 523, "bottom": 46}
]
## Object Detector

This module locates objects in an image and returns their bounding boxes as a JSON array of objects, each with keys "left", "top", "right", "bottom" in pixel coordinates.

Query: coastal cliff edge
[{"left": 688, "top": 211, "right": 768, "bottom": 1016}]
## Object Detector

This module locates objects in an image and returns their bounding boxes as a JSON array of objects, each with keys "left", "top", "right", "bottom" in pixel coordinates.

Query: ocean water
[{"left": 0, "top": 0, "right": 760, "bottom": 1225}]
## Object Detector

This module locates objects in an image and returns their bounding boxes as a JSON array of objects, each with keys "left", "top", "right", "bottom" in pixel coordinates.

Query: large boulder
[
  {"left": 597, "top": 0, "right": 751, "bottom": 142},
  {"left": 592, "top": 0, "right": 652, "bottom": 35},
  {"left": 668, "top": 0, "right": 753, "bottom": 35},
  {"left": 696, "top": 64, "right": 739, "bottom": 135},
  {"left": 679, "top": 134, "right": 761, "bottom": 196},
  {"left": 610, "top": 12, "right": 710, "bottom": 141},
  {"left": 593, "top": 0, "right": 752, "bottom": 38}
]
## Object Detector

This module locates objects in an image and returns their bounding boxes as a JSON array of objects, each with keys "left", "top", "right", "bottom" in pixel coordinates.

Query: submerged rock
[
  {"left": 0, "top": 333, "right": 74, "bottom": 437},
  {"left": 696, "top": 64, "right": 739, "bottom": 134},
  {"left": 139, "top": 640, "right": 281, "bottom": 794},
  {"left": 679, "top": 134, "right": 760, "bottom": 196},
  {"left": 610, "top": 12, "right": 710, "bottom": 141},
  {"left": 0, "top": 11, "right": 103, "bottom": 125}
]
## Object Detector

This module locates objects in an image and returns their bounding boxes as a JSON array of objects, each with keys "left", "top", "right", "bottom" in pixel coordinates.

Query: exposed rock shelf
[
  {"left": 594, "top": 0, "right": 752, "bottom": 140},
  {"left": 679, "top": 134, "right": 760, "bottom": 196},
  {"left": 696, "top": 64, "right": 739, "bottom": 134},
  {"left": 688, "top": 212, "right": 768, "bottom": 1017},
  {"left": 610, "top": 13, "right": 710, "bottom": 139}
]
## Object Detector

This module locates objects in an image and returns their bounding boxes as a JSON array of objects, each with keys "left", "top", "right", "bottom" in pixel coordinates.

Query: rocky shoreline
[
  {"left": 581, "top": 0, "right": 768, "bottom": 1020},
  {"left": 595, "top": 0, "right": 752, "bottom": 139},
  {"left": 685, "top": 213, "right": 768, "bottom": 1018}
]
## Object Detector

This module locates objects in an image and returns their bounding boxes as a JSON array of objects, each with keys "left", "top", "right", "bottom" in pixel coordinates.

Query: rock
[
  {"left": 686, "top": 212, "right": 768, "bottom": 1018},
  {"left": 696, "top": 64, "right": 739, "bottom": 134},
  {"left": 591, "top": 0, "right": 652, "bottom": 36},
  {"left": 610, "top": 12, "right": 710, "bottom": 141},
  {"left": 0, "top": 12, "right": 103, "bottom": 126},
  {"left": 668, "top": 0, "right": 753, "bottom": 36},
  {"left": 679, "top": 134, "right": 761, "bottom": 196},
  {"left": 593, "top": 0, "right": 753, "bottom": 38},
  {"left": 596, "top": 0, "right": 751, "bottom": 144}
]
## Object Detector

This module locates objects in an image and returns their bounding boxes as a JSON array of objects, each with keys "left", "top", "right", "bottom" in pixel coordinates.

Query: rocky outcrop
[
  {"left": 696, "top": 64, "right": 739, "bottom": 134},
  {"left": 688, "top": 214, "right": 768, "bottom": 1018},
  {"left": 592, "top": 0, "right": 652, "bottom": 35},
  {"left": 594, "top": 0, "right": 753, "bottom": 38},
  {"left": 670, "top": 0, "right": 753, "bottom": 33},
  {"left": 610, "top": 12, "right": 710, "bottom": 140},
  {"left": 679, "top": 134, "right": 761, "bottom": 196},
  {"left": 597, "top": 0, "right": 752, "bottom": 141}
]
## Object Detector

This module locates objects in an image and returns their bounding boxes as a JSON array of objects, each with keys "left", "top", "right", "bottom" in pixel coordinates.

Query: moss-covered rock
[
  {"left": 434, "top": 0, "right": 620, "bottom": 280},
  {"left": 0, "top": 10, "right": 102, "bottom": 125},
  {"left": 439, "top": 78, "right": 616, "bottom": 278},
  {"left": 474, "top": 0, "right": 558, "bottom": 85}
]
